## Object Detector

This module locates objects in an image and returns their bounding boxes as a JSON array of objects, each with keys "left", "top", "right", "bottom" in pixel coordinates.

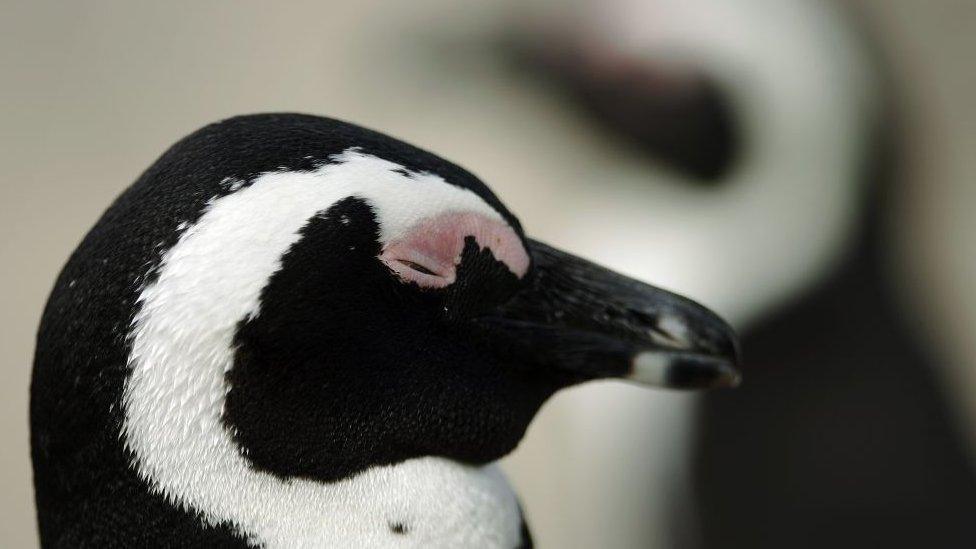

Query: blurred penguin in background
[
  {"left": 685, "top": 1, "right": 976, "bottom": 547},
  {"left": 501, "top": 0, "right": 879, "bottom": 546},
  {"left": 504, "top": 0, "right": 976, "bottom": 547}
]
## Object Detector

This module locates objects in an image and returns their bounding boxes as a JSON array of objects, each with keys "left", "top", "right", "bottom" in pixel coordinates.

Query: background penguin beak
[{"left": 483, "top": 239, "right": 741, "bottom": 390}]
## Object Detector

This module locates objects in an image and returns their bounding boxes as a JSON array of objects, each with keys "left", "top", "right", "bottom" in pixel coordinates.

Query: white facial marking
[
  {"left": 123, "top": 149, "right": 522, "bottom": 548},
  {"left": 380, "top": 211, "right": 529, "bottom": 289}
]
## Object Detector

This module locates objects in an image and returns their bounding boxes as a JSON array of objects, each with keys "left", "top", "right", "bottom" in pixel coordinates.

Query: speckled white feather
[{"left": 123, "top": 149, "right": 522, "bottom": 548}]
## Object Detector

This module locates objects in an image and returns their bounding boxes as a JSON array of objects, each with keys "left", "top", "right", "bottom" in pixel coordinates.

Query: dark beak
[{"left": 483, "top": 239, "right": 741, "bottom": 390}]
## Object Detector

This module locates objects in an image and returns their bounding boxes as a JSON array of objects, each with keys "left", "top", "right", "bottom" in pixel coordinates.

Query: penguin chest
[{"left": 249, "top": 458, "right": 523, "bottom": 548}]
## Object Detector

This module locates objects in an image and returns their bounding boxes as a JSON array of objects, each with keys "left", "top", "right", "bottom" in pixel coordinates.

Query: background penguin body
[
  {"left": 496, "top": 0, "right": 880, "bottom": 545},
  {"left": 691, "top": 192, "right": 976, "bottom": 548},
  {"left": 512, "top": 3, "right": 976, "bottom": 545},
  {"left": 31, "top": 113, "right": 738, "bottom": 547},
  {"left": 687, "top": 23, "right": 976, "bottom": 549},
  {"left": 521, "top": 1, "right": 976, "bottom": 545}
]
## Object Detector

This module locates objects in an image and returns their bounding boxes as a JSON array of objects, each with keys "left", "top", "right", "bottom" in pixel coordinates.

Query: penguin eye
[
  {"left": 400, "top": 260, "right": 437, "bottom": 276},
  {"left": 379, "top": 211, "right": 530, "bottom": 290},
  {"left": 384, "top": 256, "right": 455, "bottom": 289}
]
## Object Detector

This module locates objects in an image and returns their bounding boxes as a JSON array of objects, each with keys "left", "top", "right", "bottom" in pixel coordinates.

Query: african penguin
[{"left": 30, "top": 113, "right": 740, "bottom": 548}]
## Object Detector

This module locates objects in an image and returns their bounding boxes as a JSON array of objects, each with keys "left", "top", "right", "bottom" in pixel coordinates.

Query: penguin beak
[{"left": 481, "top": 239, "right": 741, "bottom": 390}]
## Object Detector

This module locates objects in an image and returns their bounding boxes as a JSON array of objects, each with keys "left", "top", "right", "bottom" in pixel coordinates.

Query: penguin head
[
  {"left": 50, "top": 114, "right": 739, "bottom": 487},
  {"left": 499, "top": 0, "right": 879, "bottom": 327}
]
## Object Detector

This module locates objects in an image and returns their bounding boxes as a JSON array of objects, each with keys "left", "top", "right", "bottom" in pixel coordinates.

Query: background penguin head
[{"left": 479, "top": 0, "right": 880, "bottom": 326}]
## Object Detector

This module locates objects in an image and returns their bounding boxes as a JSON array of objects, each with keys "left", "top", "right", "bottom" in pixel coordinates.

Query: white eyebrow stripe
[{"left": 330, "top": 148, "right": 505, "bottom": 244}]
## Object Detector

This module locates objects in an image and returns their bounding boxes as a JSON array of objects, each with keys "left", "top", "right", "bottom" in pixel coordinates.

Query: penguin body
[
  {"left": 693, "top": 213, "right": 976, "bottom": 548},
  {"left": 32, "top": 114, "right": 739, "bottom": 547},
  {"left": 690, "top": 35, "right": 976, "bottom": 549}
]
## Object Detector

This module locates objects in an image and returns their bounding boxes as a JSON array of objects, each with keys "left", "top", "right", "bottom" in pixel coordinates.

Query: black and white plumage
[{"left": 31, "top": 113, "right": 739, "bottom": 548}]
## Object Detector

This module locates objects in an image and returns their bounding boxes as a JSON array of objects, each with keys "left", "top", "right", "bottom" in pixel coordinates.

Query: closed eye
[
  {"left": 379, "top": 211, "right": 529, "bottom": 289},
  {"left": 385, "top": 257, "right": 455, "bottom": 289},
  {"left": 400, "top": 260, "right": 437, "bottom": 276}
]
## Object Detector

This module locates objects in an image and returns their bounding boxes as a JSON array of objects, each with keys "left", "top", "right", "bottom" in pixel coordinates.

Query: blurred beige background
[{"left": 2, "top": 1, "right": 973, "bottom": 547}]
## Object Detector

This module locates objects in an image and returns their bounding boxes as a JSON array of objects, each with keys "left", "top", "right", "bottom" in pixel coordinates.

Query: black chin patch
[
  {"left": 443, "top": 237, "right": 521, "bottom": 320},
  {"left": 224, "top": 199, "right": 549, "bottom": 483}
]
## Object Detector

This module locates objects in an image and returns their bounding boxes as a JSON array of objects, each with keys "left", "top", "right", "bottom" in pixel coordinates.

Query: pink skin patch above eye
[{"left": 379, "top": 212, "right": 530, "bottom": 289}]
